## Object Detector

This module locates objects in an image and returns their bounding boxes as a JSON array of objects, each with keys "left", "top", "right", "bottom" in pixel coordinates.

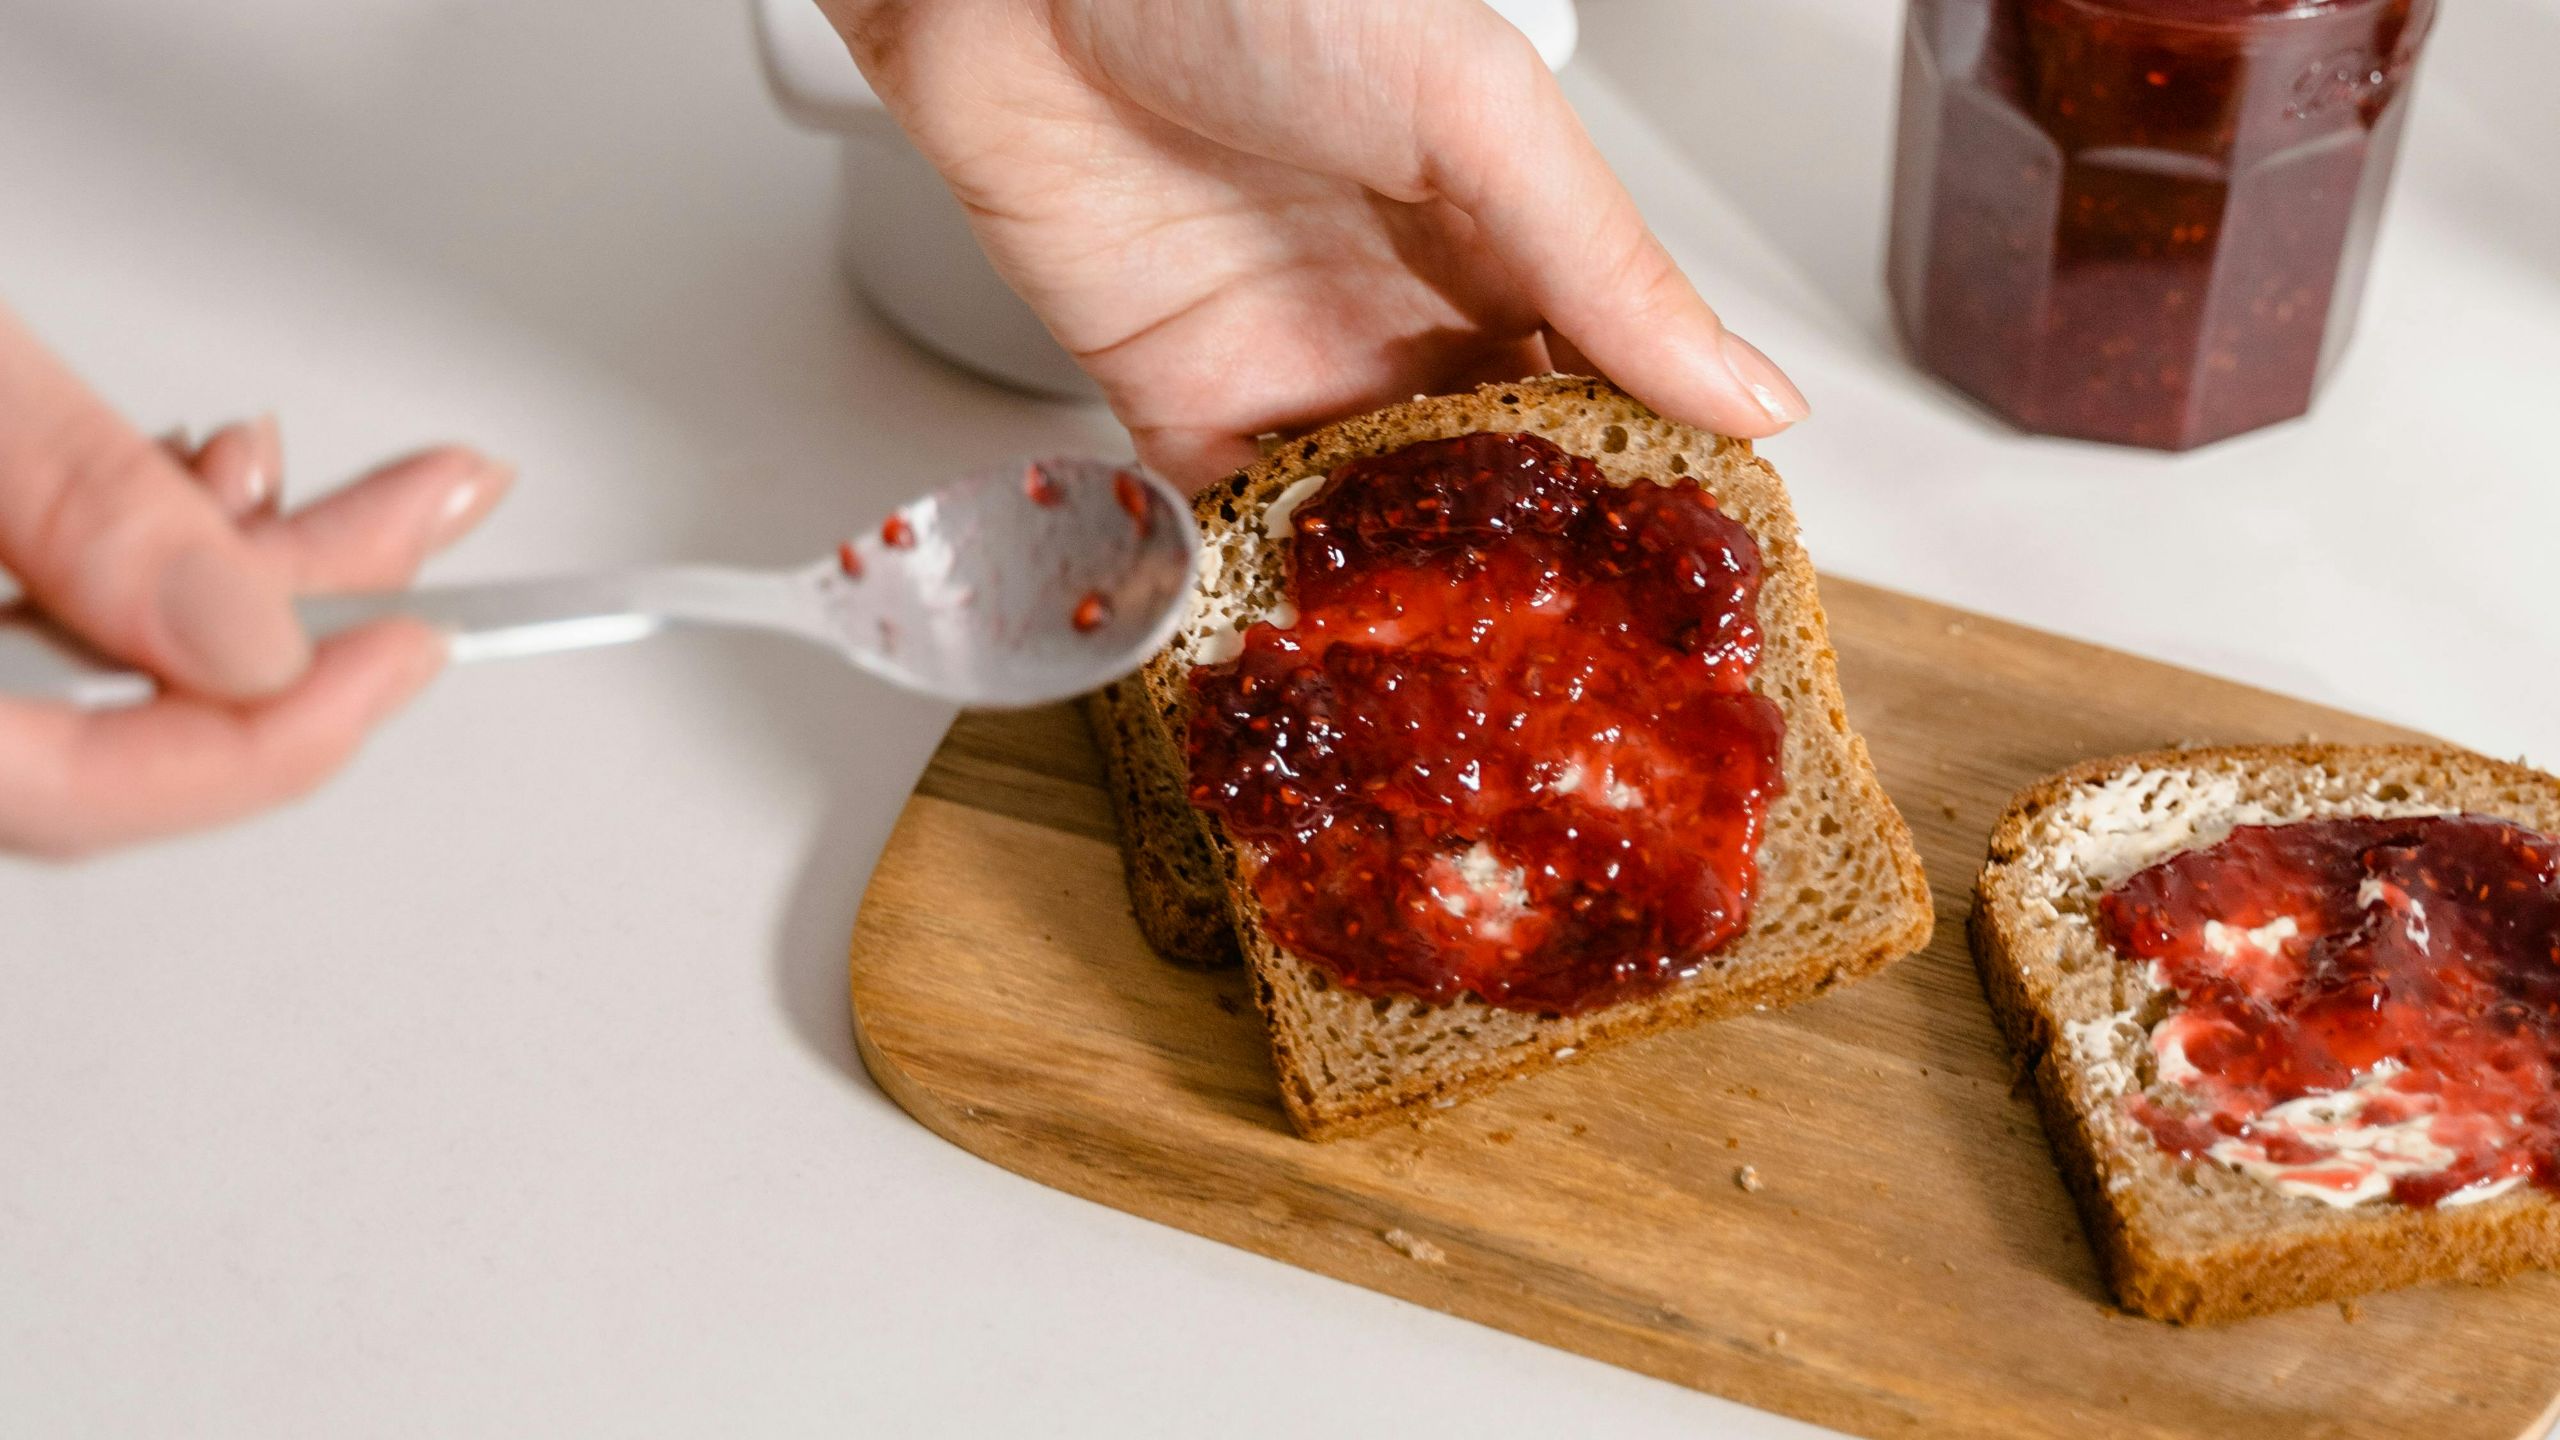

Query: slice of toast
[
  {"left": 1089, "top": 375, "right": 1933, "bottom": 1139},
  {"left": 1972, "top": 743, "right": 2560, "bottom": 1323}
]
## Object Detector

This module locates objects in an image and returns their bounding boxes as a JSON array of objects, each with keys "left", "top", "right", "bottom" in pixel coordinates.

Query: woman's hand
[
  {"left": 0, "top": 305, "right": 509, "bottom": 858},
  {"left": 825, "top": 0, "right": 1808, "bottom": 485}
]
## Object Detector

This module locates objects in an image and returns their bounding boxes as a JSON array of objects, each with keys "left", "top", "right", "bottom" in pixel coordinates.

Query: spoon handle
[{"left": 0, "top": 566, "right": 810, "bottom": 710}]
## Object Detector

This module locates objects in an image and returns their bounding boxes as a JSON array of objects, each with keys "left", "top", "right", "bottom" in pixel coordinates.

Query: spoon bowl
[{"left": 818, "top": 457, "right": 1198, "bottom": 707}]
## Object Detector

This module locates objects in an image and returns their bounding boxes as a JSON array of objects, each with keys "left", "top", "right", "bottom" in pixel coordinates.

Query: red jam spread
[
  {"left": 2099, "top": 816, "right": 2560, "bottom": 1206},
  {"left": 1184, "top": 433, "right": 1785, "bottom": 1015},
  {"left": 1887, "top": 0, "right": 2435, "bottom": 449}
]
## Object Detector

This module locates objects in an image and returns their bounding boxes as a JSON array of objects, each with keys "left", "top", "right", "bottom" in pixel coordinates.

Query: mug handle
[{"left": 752, "top": 0, "right": 1577, "bottom": 138}]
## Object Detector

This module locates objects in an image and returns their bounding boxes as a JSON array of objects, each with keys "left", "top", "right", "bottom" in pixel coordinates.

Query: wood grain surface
[{"left": 845, "top": 577, "right": 2560, "bottom": 1440}]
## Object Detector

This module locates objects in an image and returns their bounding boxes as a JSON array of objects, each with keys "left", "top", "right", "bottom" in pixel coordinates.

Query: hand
[
  {"left": 0, "top": 305, "right": 509, "bottom": 858},
  {"left": 825, "top": 0, "right": 1809, "bottom": 484}
]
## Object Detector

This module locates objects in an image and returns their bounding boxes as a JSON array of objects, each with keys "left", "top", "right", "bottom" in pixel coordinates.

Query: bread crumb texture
[{"left": 1381, "top": 1228, "right": 1448, "bottom": 1265}]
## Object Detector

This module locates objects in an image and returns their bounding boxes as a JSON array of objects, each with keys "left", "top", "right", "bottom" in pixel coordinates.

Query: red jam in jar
[
  {"left": 1184, "top": 433, "right": 1785, "bottom": 1016},
  {"left": 1887, "top": 0, "right": 2436, "bottom": 450},
  {"left": 2099, "top": 816, "right": 2560, "bottom": 1207}
]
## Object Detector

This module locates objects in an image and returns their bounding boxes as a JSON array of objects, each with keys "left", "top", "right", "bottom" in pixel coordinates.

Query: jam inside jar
[{"left": 1887, "top": 0, "right": 2436, "bottom": 450}]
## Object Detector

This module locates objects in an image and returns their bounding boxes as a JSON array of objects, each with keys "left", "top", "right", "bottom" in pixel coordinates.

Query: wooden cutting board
[{"left": 845, "top": 577, "right": 2560, "bottom": 1440}]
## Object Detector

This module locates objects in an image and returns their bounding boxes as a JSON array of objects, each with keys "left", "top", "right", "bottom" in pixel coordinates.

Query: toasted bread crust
[
  {"left": 1090, "top": 376, "right": 1932, "bottom": 1139},
  {"left": 1084, "top": 683, "right": 1236, "bottom": 967},
  {"left": 1973, "top": 743, "right": 2560, "bottom": 1323}
]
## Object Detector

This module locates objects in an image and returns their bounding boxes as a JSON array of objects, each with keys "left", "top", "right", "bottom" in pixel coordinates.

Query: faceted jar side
[{"left": 1887, "top": 0, "right": 2435, "bottom": 451}]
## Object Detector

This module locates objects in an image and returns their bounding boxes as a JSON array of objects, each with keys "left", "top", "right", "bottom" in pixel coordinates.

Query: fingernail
[
  {"left": 157, "top": 544, "right": 311, "bottom": 696},
  {"left": 427, "top": 458, "right": 512, "bottom": 550},
  {"left": 245, "top": 412, "right": 282, "bottom": 514},
  {"left": 193, "top": 421, "right": 275, "bottom": 518},
  {"left": 1718, "top": 332, "right": 1810, "bottom": 426}
]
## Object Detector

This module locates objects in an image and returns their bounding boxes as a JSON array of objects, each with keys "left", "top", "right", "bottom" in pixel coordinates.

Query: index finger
[
  {"left": 0, "top": 621, "right": 443, "bottom": 859},
  {"left": 0, "top": 305, "right": 310, "bottom": 698}
]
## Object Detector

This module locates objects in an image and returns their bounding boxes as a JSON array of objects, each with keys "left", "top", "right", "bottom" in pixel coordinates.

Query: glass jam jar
[{"left": 1886, "top": 0, "right": 2436, "bottom": 450}]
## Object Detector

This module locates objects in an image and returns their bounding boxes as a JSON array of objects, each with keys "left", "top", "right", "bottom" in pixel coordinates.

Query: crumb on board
[
  {"left": 1941, "top": 1260, "right": 1957, "bottom": 1273},
  {"left": 1488, "top": 1129, "right": 1515, "bottom": 1146},
  {"left": 1725, "top": 1136, "right": 1741, "bottom": 1149},
  {"left": 1940, "top": 803, "right": 1959, "bottom": 821},
  {"left": 1213, "top": 993, "right": 1240, "bottom": 1015},
  {"left": 2339, "top": 1299, "right": 2363, "bottom": 1324},
  {"left": 1569, "top": 1122, "right": 1589, "bottom": 1137},
  {"left": 1381, "top": 1228, "right": 1448, "bottom": 1265},
  {"left": 1735, "top": 1164, "right": 1764, "bottom": 1193},
  {"left": 1768, "top": 1328, "right": 1788, "bottom": 1347}
]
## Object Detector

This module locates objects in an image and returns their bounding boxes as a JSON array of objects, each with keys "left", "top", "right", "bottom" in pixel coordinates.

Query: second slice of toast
[
  {"left": 1093, "top": 376, "right": 1933, "bottom": 1139},
  {"left": 1974, "top": 744, "right": 2560, "bottom": 1322}
]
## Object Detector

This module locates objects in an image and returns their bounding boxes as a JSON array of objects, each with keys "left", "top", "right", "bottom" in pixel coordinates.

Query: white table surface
[{"left": 4, "top": 0, "right": 2554, "bottom": 1435}]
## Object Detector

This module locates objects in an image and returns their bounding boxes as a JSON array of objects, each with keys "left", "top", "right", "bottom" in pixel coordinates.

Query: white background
[{"left": 3, "top": 0, "right": 2554, "bottom": 1435}]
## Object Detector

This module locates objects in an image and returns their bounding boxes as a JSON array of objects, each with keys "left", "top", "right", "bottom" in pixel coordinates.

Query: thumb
[
  {"left": 0, "top": 309, "right": 309, "bottom": 698},
  {"left": 1413, "top": 17, "right": 1809, "bottom": 435}
]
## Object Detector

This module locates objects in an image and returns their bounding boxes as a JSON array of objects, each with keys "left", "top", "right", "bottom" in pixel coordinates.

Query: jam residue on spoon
[
  {"left": 1025, "top": 462, "right": 1067, "bottom": 507},
  {"left": 1185, "top": 432, "right": 1784, "bottom": 1015}
]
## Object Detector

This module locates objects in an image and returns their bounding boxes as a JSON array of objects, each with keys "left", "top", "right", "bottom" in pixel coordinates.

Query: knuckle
[
  {"left": 257, "top": 729, "right": 360, "bottom": 807},
  {"left": 1600, "top": 240, "right": 1703, "bottom": 326},
  {"left": 17, "top": 419, "right": 175, "bottom": 613}
]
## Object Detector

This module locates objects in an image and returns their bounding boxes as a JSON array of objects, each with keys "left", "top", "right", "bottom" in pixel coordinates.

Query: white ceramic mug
[{"left": 751, "top": 0, "right": 1581, "bottom": 400}]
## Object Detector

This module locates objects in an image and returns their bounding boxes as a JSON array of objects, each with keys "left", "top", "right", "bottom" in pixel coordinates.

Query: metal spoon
[{"left": 0, "top": 457, "right": 1199, "bottom": 711}]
